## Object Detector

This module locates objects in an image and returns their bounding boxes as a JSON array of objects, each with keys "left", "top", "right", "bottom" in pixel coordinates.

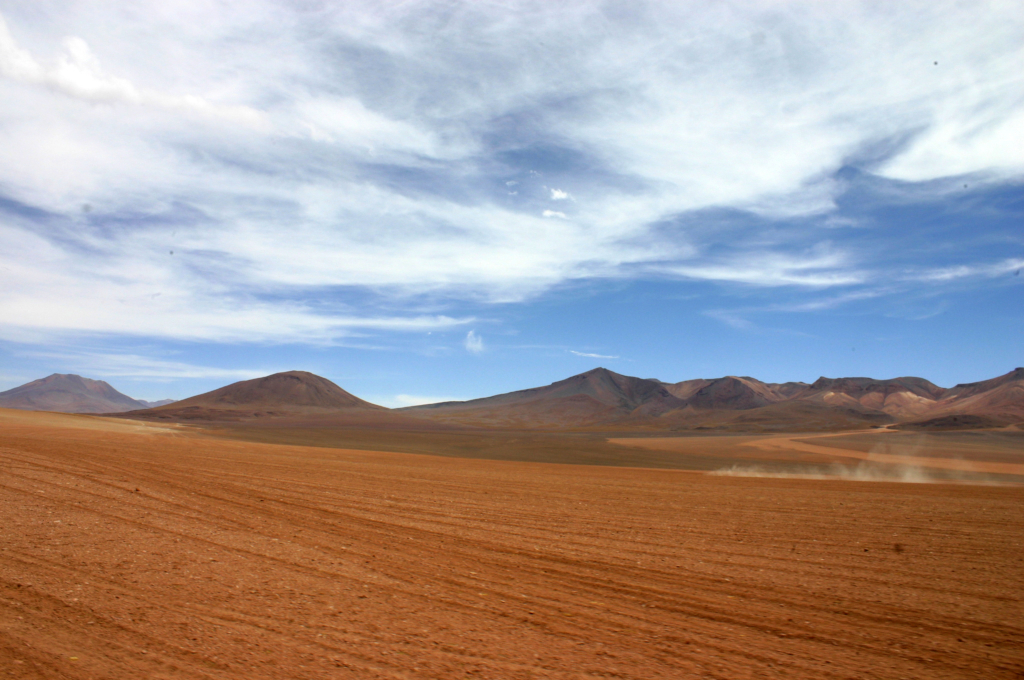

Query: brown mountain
[
  {"left": 92, "top": 366, "right": 1024, "bottom": 432},
  {"left": 923, "top": 368, "right": 1024, "bottom": 422},
  {"left": 661, "top": 378, "right": 713, "bottom": 400},
  {"left": 121, "top": 371, "right": 462, "bottom": 431},
  {"left": 804, "top": 376, "right": 945, "bottom": 400},
  {"left": 939, "top": 367, "right": 1024, "bottom": 401},
  {"left": 765, "top": 381, "right": 811, "bottom": 399},
  {"left": 0, "top": 374, "right": 148, "bottom": 414},
  {"left": 403, "top": 368, "right": 686, "bottom": 428},
  {"left": 789, "top": 376, "right": 946, "bottom": 420},
  {"left": 676, "top": 398, "right": 893, "bottom": 432},
  {"left": 677, "top": 376, "right": 785, "bottom": 410},
  {"left": 653, "top": 375, "right": 892, "bottom": 431},
  {"left": 140, "top": 399, "right": 177, "bottom": 408},
  {"left": 406, "top": 367, "right": 1023, "bottom": 431},
  {"left": 136, "top": 371, "right": 382, "bottom": 419}
]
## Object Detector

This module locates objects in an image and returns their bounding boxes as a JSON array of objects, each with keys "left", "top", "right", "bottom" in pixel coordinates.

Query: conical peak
[{"left": 161, "top": 370, "right": 382, "bottom": 411}]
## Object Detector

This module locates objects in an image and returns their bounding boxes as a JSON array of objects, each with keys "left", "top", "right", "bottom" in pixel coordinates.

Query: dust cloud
[
  {"left": 710, "top": 462, "right": 935, "bottom": 483},
  {"left": 714, "top": 435, "right": 1009, "bottom": 484}
]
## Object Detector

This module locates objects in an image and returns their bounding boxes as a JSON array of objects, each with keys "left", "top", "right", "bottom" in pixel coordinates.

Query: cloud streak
[
  {"left": 569, "top": 350, "right": 619, "bottom": 359},
  {"left": 23, "top": 350, "right": 268, "bottom": 380}
]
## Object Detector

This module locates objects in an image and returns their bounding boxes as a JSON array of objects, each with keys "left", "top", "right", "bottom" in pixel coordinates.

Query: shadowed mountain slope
[
  {"left": 926, "top": 368, "right": 1024, "bottom": 421},
  {"left": 152, "top": 371, "right": 382, "bottom": 411},
  {"left": 680, "top": 376, "right": 785, "bottom": 410},
  {"left": 0, "top": 374, "right": 148, "bottom": 414},
  {"left": 128, "top": 371, "right": 384, "bottom": 422},
  {"left": 801, "top": 376, "right": 945, "bottom": 400},
  {"left": 119, "top": 371, "right": 457, "bottom": 429},
  {"left": 940, "top": 367, "right": 1024, "bottom": 401},
  {"left": 403, "top": 368, "right": 687, "bottom": 427},
  {"left": 788, "top": 376, "right": 947, "bottom": 420}
]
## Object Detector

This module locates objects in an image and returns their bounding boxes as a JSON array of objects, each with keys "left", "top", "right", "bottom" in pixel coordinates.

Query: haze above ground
[{"left": 1, "top": 2, "right": 1021, "bottom": 405}]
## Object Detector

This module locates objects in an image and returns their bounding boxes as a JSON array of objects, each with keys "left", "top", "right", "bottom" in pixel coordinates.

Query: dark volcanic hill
[
  {"left": 0, "top": 374, "right": 148, "bottom": 414},
  {"left": 403, "top": 368, "right": 686, "bottom": 428},
  {"left": 145, "top": 371, "right": 382, "bottom": 414},
  {"left": 122, "top": 371, "right": 461, "bottom": 430}
]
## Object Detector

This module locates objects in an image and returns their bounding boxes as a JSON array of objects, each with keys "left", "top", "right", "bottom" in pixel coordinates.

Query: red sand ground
[{"left": 1, "top": 409, "right": 1022, "bottom": 679}]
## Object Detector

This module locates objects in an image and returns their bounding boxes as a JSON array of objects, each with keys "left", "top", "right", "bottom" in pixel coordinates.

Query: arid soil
[{"left": 1, "top": 409, "right": 1022, "bottom": 679}]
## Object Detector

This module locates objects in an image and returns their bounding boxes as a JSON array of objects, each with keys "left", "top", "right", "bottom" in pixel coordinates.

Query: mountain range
[
  {"left": 2, "top": 367, "right": 1021, "bottom": 431},
  {"left": 400, "top": 367, "right": 1024, "bottom": 430}
]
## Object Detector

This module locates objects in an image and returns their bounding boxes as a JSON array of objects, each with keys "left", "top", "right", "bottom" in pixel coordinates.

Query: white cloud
[
  {"left": 295, "top": 96, "right": 451, "bottom": 158},
  {"left": 663, "top": 249, "right": 863, "bottom": 287},
  {"left": 0, "top": 227, "right": 474, "bottom": 344},
  {"left": 908, "top": 258, "right": 1024, "bottom": 283},
  {"left": 569, "top": 350, "right": 618, "bottom": 359},
  {"left": 0, "top": 2, "right": 1019, "bottom": 347},
  {"left": 23, "top": 351, "right": 268, "bottom": 380},
  {"left": 766, "top": 289, "right": 888, "bottom": 313},
  {"left": 0, "top": 15, "right": 265, "bottom": 127},
  {"left": 703, "top": 310, "right": 755, "bottom": 331},
  {"left": 464, "top": 330, "right": 484, "bottom": 354}
]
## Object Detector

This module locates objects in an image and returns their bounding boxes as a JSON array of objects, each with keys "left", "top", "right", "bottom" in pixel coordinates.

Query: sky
[{"left": 0, "top": 0, "right": 1021, "bottom": 406}]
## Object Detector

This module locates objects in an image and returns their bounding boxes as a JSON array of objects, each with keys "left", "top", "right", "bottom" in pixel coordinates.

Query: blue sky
[{"left": 0, "top": 1, "right": 1021, "bottom": 405}]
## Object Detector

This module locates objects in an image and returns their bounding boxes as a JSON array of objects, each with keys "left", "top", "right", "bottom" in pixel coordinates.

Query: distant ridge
[
  {"left": 8, "top": 366, "right": 1021, "bottom": 432},
  {"left": 0, "top": 374, "right": 148, "bottom": 414},
  {"left": 926, "top": 367, "right": 1024, "bottom": 422},
  {"left": 405, "top": 368, "right": 685, "bottom": 428},
  {"left": 404, "top": 367, "right": 1024, "bottom": 431},
  {"left": 142, "top": 399, "right": 177, "bottom": 408},
  {"left": 675, "top": 376, "right": 782, "bottom": 410}
]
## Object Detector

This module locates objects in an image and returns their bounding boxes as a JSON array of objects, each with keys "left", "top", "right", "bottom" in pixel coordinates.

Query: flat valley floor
[{"left": 1, "top": 409, "right": 1022, "bottom": 679}]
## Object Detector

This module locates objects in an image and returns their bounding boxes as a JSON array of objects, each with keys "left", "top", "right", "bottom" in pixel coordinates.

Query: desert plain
[{"left": 1, "top": 407, "right": 1022, "bottom": 680}]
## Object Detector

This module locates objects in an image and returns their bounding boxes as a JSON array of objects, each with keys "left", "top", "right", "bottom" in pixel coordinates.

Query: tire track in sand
[{"left": 2, "top": 411, "right": 1023, "bottom": 679}]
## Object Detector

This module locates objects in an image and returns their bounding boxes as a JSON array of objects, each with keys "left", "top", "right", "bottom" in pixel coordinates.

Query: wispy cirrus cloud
[
  {"left": 701, "top": 252, "right": 1024, "bottom": 330},
  {"left": 569, "top": 350, "right": 619, "bottom": 359},
  {"left": 0, "top": 0, "right": 1019, "bottom": 352},
  {"left": 662, "top": 249, "right": 864, "bottom": 288},
  {"left": 22, "top": 350, "right": 268, "bottom": 380},
  {"left": 906, "top": 258, "right": 1024, "bottom": 283}
]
